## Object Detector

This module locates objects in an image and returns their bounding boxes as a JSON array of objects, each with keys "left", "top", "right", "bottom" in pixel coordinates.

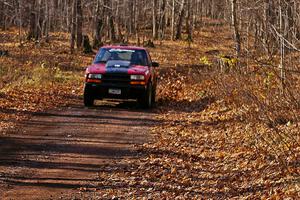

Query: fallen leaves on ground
[
  {"left": 1, "top": 27, "right": 299, "bottom": 199},
  {"left": 75, "top": 68, "right": 299, "bottom": 199},
  {"left": 0, "top": 30, "right": 92, "bottom": 133}
]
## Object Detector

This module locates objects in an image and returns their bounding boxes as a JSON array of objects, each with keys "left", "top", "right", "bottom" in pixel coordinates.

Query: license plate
[{"left": 108, "top": 89, "right": 121, "bottom": 95}]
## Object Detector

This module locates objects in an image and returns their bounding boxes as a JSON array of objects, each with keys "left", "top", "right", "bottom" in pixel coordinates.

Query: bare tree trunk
[
  {"left": 158, "top": 0, "right": 166, "bottom": 40},
  {"left": 0, "top": 0, "right": 7, "bottom": 30},
  {"left": 128, "top": 0, "right": 133, "bottom": 35},
  {"left": 108, "top": 0, "right": 116, "bottom": 43},
  {"left": 27, "top": 0, "right": 37, "bottom": 40},
  {"left": 286, "top": 0, "right": 294, "bottom": 43},
  {"left": 27, "top": 14, "right": 36, "bottom": 40},
  {"left": 70, "top": 0, "right": 76, "bottom": 53},
  {"left": 171, "top": 0, "right": 175, "bottom": 40},
  {"left": 53, "top": 0, "right": 58, "bottom": 31},
  {"left": 134, "top": 0, "right": 140, "bottom": 45},
  {"left": 186, "top": 0, "right": 193, "bottom": 41},
  {"left": 231, "top": 0, "right": 241, "bottom": 57},
  {"left": 93, "top": 0, "right": 103, "bottom": 48},
  {"left": 0, "top": 1, "right": 3, "bottom": 30},
  {"left": 18, "top": 0, "right": 23, "bottom": 46},
  {"left": 76, "top": 0, "right": 83, "bottom": 48},
  {"left": 175, "top": 0, "right": 186, "bottom": 40},
  {"left": 44, "top": 0, "right": 50, "bottom": 42},
  {"left": 35, "top": 0, "right": 42, "bottom": 40},
  {"left": 115, "top": 1, "right": 123, "bottom": 41},
  {"left": 279, "top": 4, "right": 285, "bottom": 93},
  {"left": 65, "top": 0, "right": 69, "bottom": 31},
  {"left": 152, "top": 0, "right": 158, "bottom": 39}
]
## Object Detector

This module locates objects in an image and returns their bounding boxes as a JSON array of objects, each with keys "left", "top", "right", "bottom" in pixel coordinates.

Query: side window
[
  {"left": 137, "top": 51, "right": 147, "bottom": 66},
  {"left": 141, "top": 50, "right": 150, "bottom": 66},
  {"left": 130, "top": 50, "right": 149, "bottom": 66}
]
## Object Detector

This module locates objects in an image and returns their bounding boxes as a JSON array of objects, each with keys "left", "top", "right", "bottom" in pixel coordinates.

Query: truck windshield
[{"left": 94, "top": 48, "right": 149, "bottom": 66}]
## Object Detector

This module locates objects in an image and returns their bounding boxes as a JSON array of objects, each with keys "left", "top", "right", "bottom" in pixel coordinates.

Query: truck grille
[{"left": 102, "top": 73, "right": 130, "bottom": 84}]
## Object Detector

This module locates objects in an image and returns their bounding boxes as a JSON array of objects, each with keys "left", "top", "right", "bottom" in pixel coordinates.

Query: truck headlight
[
  {"left": 130, "top": 75, "right": 145, "bottom": 80},
  {"left": 88, "top": 74, "right": 102, "bottom": 79}
]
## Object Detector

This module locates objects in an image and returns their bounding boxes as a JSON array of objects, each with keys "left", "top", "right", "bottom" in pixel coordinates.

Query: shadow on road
[{"left": 0, "top": 99, "right": 160, "bottom": 198}]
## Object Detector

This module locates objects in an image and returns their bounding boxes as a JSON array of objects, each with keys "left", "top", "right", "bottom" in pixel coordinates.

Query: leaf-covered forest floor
[{"left": 0, "top": 21, "right": 299, "bottom": 199}]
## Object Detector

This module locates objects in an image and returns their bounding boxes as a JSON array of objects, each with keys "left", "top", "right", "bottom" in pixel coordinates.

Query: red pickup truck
[{"left": 84, "top": 45, "right": 159, "bottom": 108}]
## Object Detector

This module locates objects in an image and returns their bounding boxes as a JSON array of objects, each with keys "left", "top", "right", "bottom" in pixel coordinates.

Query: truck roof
[{"left": 101, "top": 45, "right": 147, "bottom": 51}]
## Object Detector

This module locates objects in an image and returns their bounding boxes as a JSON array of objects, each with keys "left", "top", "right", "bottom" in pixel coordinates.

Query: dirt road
[{"left": 0, "top": 100, "right": 157, "bottom": 199}]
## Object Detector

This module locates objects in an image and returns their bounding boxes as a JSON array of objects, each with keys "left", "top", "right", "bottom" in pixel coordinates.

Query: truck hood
[{"left": 86, "top": 60, "right": 149, "bottom": 75}]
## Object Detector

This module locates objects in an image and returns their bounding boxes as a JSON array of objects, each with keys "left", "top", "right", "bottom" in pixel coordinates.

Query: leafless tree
[{"left": 0, "top": 0, "right": 299, "bottom": 61}]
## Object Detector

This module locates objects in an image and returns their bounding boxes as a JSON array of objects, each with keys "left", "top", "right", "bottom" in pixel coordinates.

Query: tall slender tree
[
  {"left": 76, "top": 0, "right": 83, "bottom": 48},
  {"left": 175, "top": 0, "right": 186, "bottom": 40},
  {"left": 231, "top": 0, "right": 241, "bottom": 57},
  {"left": 93, "top": 0, "right": 103, "bottom": 48}
]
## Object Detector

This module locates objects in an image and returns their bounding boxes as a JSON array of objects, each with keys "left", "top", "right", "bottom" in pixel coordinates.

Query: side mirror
[{"left": 152, "top": 62, "right": 159, "bottom": 67}]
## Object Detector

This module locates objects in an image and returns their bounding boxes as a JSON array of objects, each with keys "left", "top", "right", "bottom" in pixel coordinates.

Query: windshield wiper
[{"left": 94, "top": 60, "right": 107, "bottom": 64}]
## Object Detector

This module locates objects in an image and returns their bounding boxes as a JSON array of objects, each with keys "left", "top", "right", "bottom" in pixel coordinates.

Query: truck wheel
[
  {"left": 84, "top": 86, "right": 94, "bottom": 107},
  {"left": 151, "top": 87, "right": 156, "bottom": 107},
  {"left": 139, "top": 83, "right": 152, "bottom": 109}
]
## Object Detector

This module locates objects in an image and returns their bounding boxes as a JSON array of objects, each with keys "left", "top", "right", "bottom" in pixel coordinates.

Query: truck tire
[
  {"left": 138, "top": 82, "right": 153, "bottom": 109},
  {"left": 151, "top": 87, "right": 156, "bottom": 107},
  {"left": 84, "top": 86, "right": 94, "bottom": 107}
]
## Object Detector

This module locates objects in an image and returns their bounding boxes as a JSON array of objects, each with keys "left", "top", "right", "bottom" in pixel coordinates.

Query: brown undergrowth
[
  {"left": 153, "top": 65, "right": 299, "bottom": 198},
  {"left": 0, "top": 29, "right": 92, "bottom": 133},
  {"left": 0, "top": 25, "right": 299, "bottom": 198},
  {"left": 89, "top": 66, "right": 299, "bottom": 199}
]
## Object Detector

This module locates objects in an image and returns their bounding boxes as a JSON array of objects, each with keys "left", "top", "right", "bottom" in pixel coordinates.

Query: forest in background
[
  {"left": 1, "top": 0, "right": 300, "bottom": 55},
  {"left": 1, "top": 0, "right": 300, "bottom": 93},
  {"left": 0, "top": 0, "right": 299, "bottom": 198}
]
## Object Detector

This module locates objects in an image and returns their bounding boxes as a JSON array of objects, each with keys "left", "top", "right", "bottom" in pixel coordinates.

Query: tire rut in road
[{"left": 0, "top": 101, "right": 157, "bottom": 199}]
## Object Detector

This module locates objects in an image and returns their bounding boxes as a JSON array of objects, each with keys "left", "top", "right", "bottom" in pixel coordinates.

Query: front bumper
[{"left": 84, "top": 82, "right": 147, "bottom": 100}]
